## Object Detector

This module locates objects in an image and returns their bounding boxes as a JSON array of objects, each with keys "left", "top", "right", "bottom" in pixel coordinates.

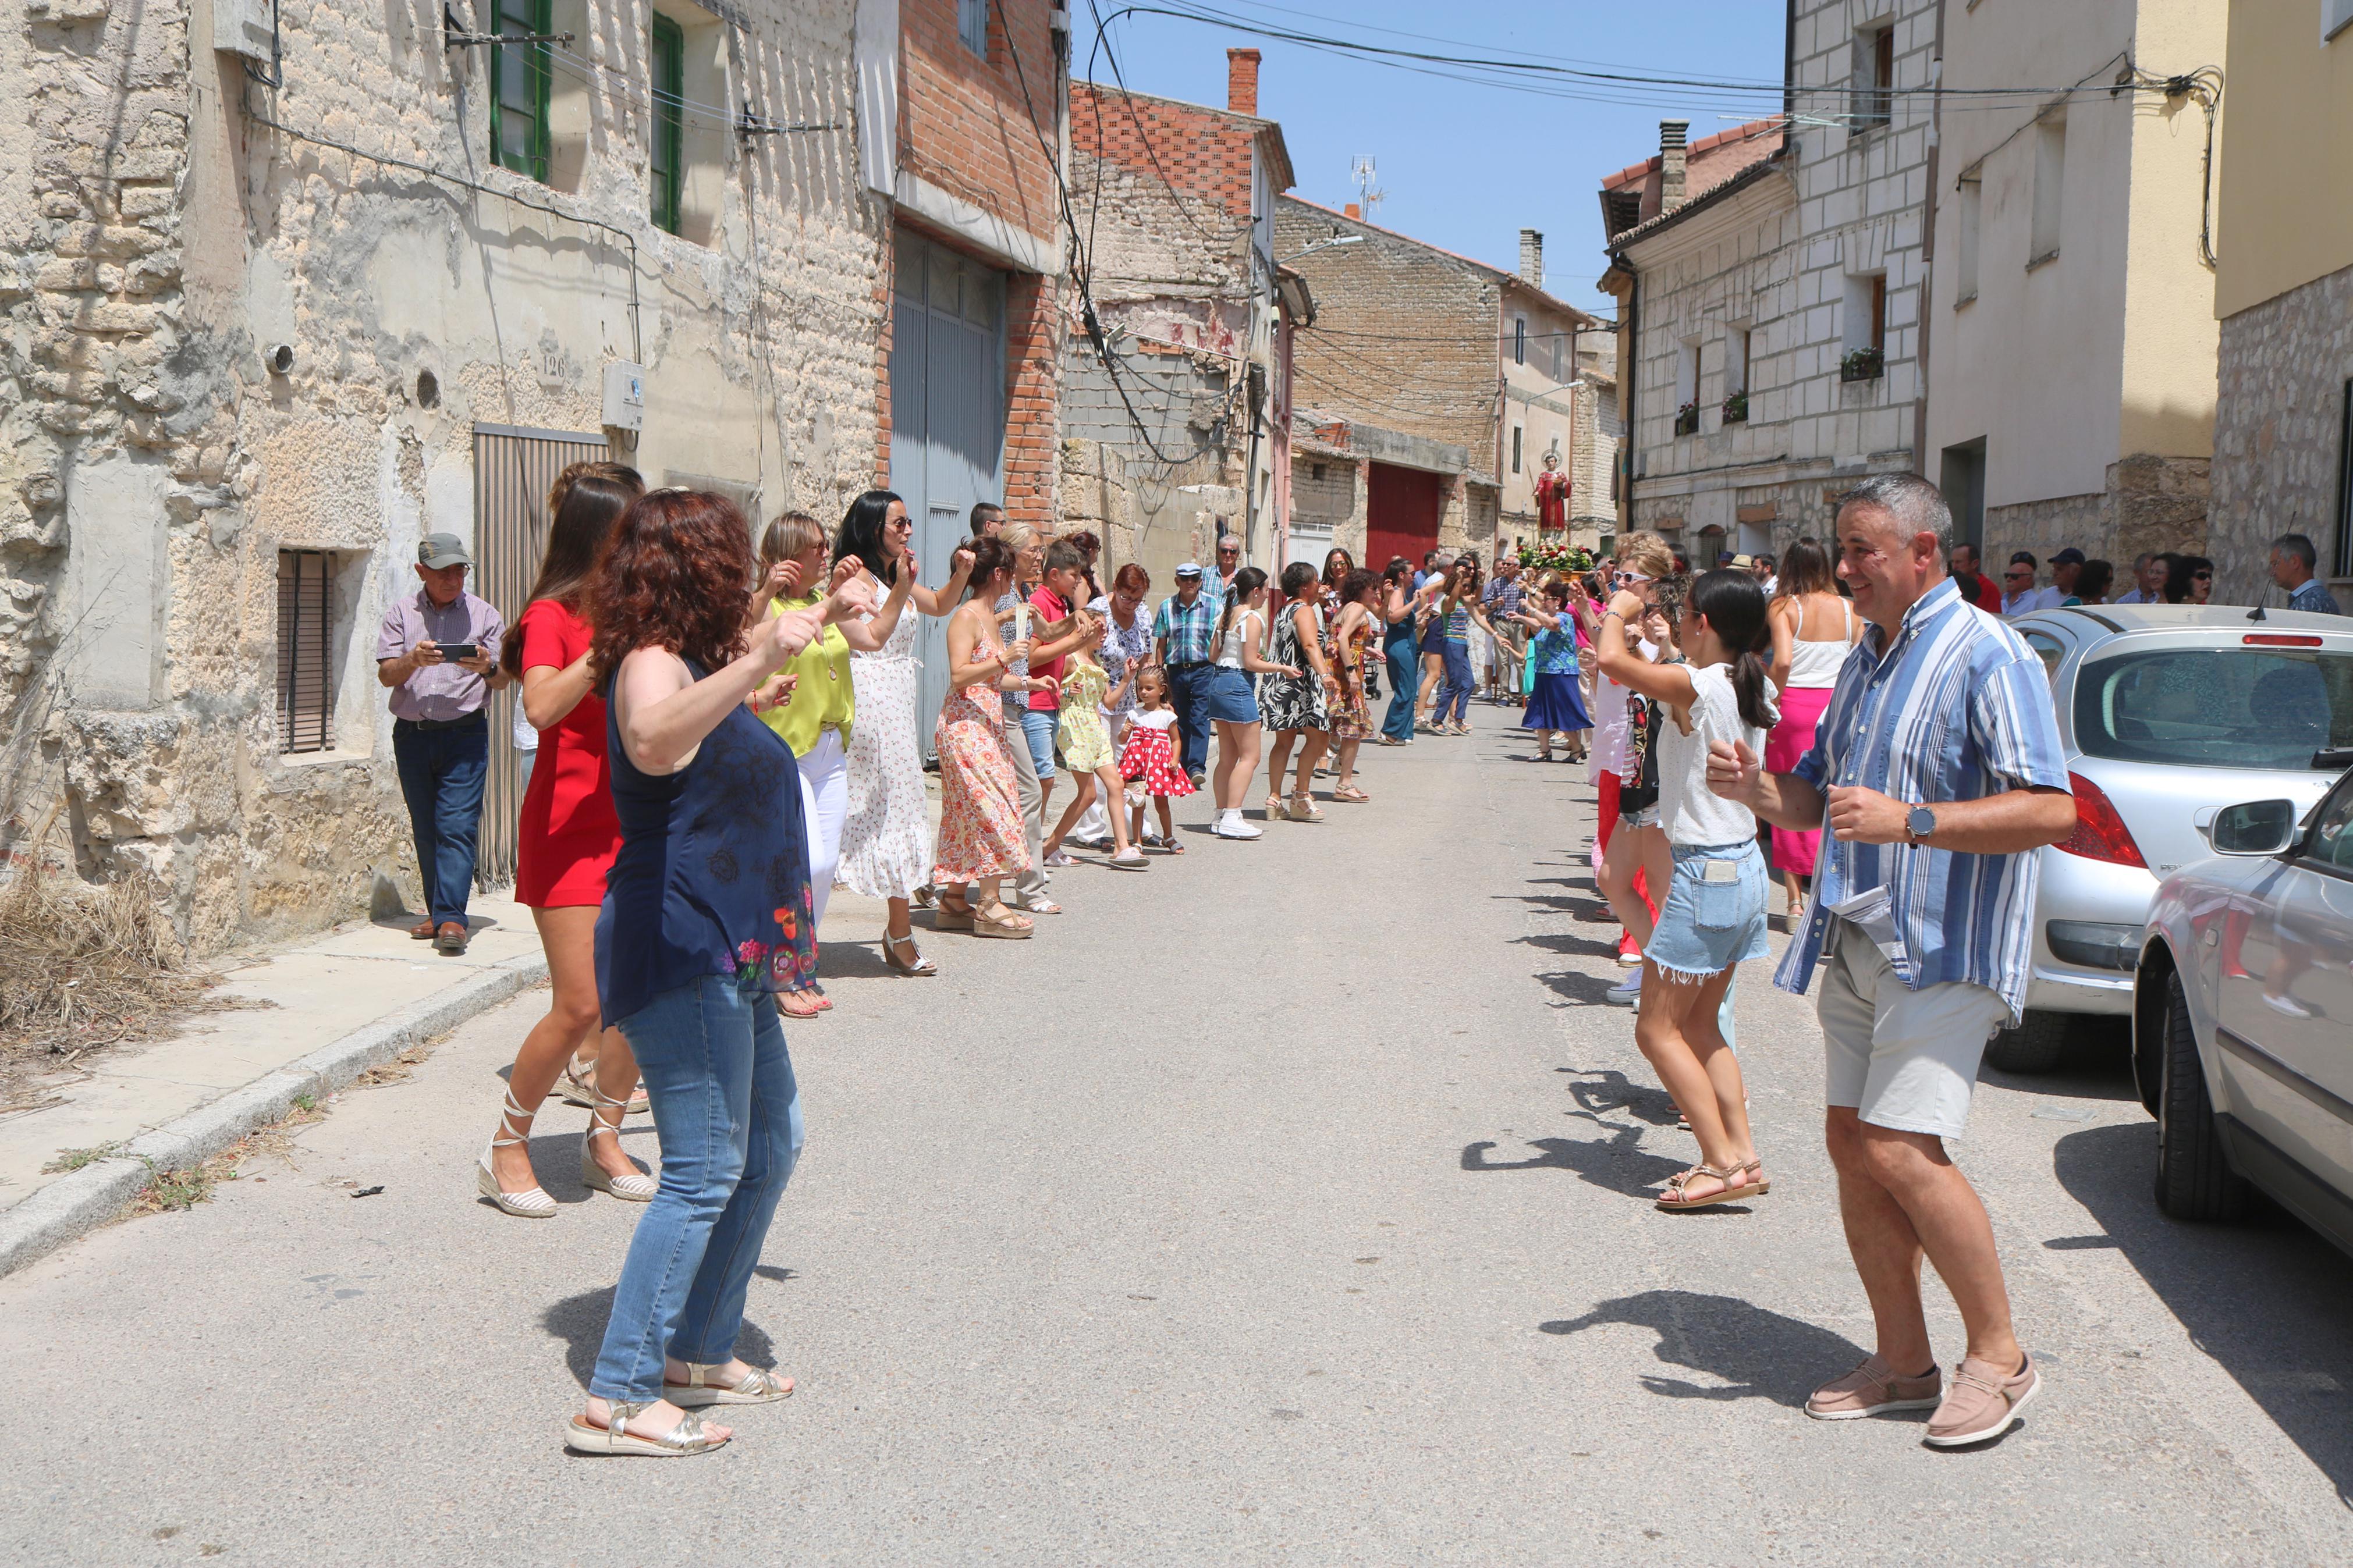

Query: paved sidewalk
[{"left": 0, "top": 898, "right": 546, "bottom": 1244}]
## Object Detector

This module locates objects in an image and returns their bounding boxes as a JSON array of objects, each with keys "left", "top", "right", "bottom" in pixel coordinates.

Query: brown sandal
[
  {"left": 932, "top": 893, "right": 975, "bottom": 931},
  {"left": 970, "top": 902, "right": 1033, "bottom": 940},
  {"left": 1333, "top": 785, "right": 1370, "bottom": 802},
  {"left": 1655, "top": 1162, "right": 1763, "bottom": 1211}
]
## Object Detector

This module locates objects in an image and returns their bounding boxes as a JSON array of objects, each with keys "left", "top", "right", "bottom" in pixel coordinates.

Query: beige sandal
[
  {"left": 1655, "top": 1162, "right": 1763, "bottom": 1211},
  {"left": 581, "top": 1085, "right": 656, "bottom": 1202},
  {"left": 931, "top": 895, "right": 975, "bottom": 931},
  {"left": 971, "top": 902, "right": 1034, "bottom": 939},
  {"left": 566, "top": 1402, "right": 728, "bottom": 1457}
]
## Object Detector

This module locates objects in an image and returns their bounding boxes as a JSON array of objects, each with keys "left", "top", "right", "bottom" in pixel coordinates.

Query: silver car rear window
[{"left": 2074, "top": 648, "right": 2353, "bottom": 769}]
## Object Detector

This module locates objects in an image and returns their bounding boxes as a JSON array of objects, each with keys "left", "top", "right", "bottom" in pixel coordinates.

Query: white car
[
  {"left": 1987, "top": 605, "right": 2353, "bottom": 1073},
  {"left": 2135, "top": 779, "right": 2353, "bottom": 1257}
]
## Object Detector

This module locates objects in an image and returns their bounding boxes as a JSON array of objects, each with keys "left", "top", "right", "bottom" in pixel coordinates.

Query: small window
[
  {"left": 1511, "top": 424, "right": 1523, "bottom": 474},
  {"left": 1851, "top": 22, "right": 1893, "bottom": 133},
  {"left": 957, "top": 0, "right": 988, "bottom": 56},
  {"left": 2031, "top": 115, "right": 2066, "bottom": 264},
  {"left": 1955, "top": 171, "right": 1982, "bottom": 302},
  {"left": 650, "top": 15, "right": 685, "bottom": 234},
  {"left": 491, "top": 0, "right": 553, "bottom": 183},
  {"left": 1311, "top": 461, "right": 1326, "bottom": 482},
  {"left": 277, "top": 550, "right": 336, "bottom": 754},
  {"left": 1870, "top": 276, "right": 1887, "bottom": 353},
  {"left": 1727, "top": 327, "right": 1751, "bottom": 395},
  {"left": 1513, "top": 315, "right": 1527, "bottom": 366}
]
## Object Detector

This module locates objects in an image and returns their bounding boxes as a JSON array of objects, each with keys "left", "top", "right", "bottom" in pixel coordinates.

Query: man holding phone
[{"left": 375, "top": 532, "right": 512, "bottom": 954}]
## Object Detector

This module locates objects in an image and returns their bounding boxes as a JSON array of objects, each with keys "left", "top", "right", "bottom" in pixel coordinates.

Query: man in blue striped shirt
[{"left": 1706, "top": 473, "right": 2076, "bottom": 1448}]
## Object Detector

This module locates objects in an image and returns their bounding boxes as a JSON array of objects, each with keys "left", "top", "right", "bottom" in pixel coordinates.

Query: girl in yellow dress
[{"left": 1042, "top": 616, "right": 1147, "bottom": 869}]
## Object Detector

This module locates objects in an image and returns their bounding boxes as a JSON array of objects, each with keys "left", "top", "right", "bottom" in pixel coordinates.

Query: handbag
[{"left": 1617, "top": 696, "right": 1664, "bottom": 813}]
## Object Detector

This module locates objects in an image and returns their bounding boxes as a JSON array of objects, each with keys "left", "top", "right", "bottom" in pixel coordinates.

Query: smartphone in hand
[{"left": 435, "top": 642, "right": 479, "bottom": 662}]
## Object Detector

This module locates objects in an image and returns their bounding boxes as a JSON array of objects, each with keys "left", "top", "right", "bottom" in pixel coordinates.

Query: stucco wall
[{"left": 2212, "top": 2, "right": 2353, "bottom": 319}]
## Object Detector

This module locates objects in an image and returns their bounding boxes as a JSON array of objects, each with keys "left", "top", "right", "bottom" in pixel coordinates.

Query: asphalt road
[{"left": 5, "top": 703, "right": 2351, "bottom": 1565}]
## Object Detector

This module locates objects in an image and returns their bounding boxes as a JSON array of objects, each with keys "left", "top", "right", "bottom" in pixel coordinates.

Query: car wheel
[
  {"left": 2153, "top": 970, "right": 2249, "bottom": 1222},
  {"left": 1983, "top": 1008, "right": 2069, "bottom": 1074}
]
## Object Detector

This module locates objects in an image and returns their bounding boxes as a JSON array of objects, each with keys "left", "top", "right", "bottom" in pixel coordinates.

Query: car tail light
[
  {"left": 2059, "top": 771, "right": 2146, "bottom": 867},
  {"left": 2244, "top": 634, "right": 2323, "bottom": 647}
]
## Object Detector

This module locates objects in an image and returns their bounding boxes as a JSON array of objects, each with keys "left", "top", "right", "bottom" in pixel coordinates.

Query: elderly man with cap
[
  {"left": 1154, "top": 560, "right": 1223, "bottom": 785},
  {"left": 2049, "top": 547, "right": 2086, "bottom": 605},
  {"left": 1212, "top": 529, "right": 1244, "bottom": 605},
  {"left": 375, "top": 532, "right": 512, "bottom": 954}
]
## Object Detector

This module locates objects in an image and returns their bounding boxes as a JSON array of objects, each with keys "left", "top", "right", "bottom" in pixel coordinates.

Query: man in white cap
[
  {"left": 375, "top": 532, "right": 512, "bottom": 954},
  {"left": 1154, "top": 561, "right": 1222, "bottom": 785}
]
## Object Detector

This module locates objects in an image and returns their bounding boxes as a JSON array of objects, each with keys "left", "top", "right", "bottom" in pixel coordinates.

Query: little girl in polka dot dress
[{"left": 1116, "top": 666, "right": 1194, "bottom": 854}]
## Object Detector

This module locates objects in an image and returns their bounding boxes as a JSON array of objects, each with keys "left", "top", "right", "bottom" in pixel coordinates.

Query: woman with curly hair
[{"left": 566, "top": 490, "right": 874, "bottom": 1459}]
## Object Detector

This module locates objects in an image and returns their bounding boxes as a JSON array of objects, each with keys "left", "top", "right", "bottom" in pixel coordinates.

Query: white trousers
[{"left": 795, "top": 726, "right": 849, "bottom": 930}]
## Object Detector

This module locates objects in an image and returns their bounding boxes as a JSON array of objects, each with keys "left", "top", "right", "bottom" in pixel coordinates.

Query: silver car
[
  {"left": 2135, "top": 779, "right": 2353, "bottom": 1257},
  {"left": 1990, "top": 605, "right": 2353, "bottom": 1074}
]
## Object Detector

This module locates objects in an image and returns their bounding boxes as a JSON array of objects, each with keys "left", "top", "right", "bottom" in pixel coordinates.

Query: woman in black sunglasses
[{"left": 2163, "top": 554, "right": 2214, "bottom": 605}]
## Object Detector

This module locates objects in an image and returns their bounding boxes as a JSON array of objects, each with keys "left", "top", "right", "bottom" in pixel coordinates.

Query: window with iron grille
[
  {"left": 492, "top": 0, "right": 553, "bottom": 183},
  {"left": 650, "top": 15, "right": 684, "bottom": 234},
  {"left": 277, "top": 550, "right": 335, "bottom": 754},
  {"left": 958, "top": 0, "right": 988, "bottom": 56}
]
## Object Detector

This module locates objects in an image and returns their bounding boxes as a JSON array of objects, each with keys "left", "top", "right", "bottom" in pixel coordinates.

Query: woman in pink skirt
[{"left": 1762, "top": 538, "right": 1860, "bottom": 919}]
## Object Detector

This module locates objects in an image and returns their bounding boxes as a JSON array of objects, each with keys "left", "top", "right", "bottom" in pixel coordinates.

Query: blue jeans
[
  {"left": 590, "top": 971, "right": 804, "bottom": 1402},
  {"left": 1017, "top": 706, "right": 1059, "bottom": 781},
  {"left": 1382, "top": 627, "right": 1417, "bottom": 741},
  {"left": 1167, "top": 663, "right": 1215, "bottom": 776},
  {"left": 1434, "top": 640, "right": 1475, "bottom": 726},
  {"left": 391, "top": 715, "right": 488, "bottom": 926}
]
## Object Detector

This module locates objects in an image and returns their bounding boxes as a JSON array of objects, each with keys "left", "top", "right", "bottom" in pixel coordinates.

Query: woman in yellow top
[{"left": 748, "top": 510, "right": 914, "bottom": 1018}]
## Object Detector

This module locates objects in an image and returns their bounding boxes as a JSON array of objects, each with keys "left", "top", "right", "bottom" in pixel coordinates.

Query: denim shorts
[
  {"left": 1645, "top": 840, "right": 1770, "bottom": 982},
  {"left": 1018, "top": 706, "right": 1059, "bottom": 780},
  {"left": 1200, "top": 666, "right": 1260, "bottom": 724}
]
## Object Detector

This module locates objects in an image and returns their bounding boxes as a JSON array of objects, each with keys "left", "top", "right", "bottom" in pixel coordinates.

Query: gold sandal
[
  {"left": 566, "top": 1402, "right": 729, "bottom": 1457},
  {"left": 1655, "top": 1162, "right": 1763, "bottom": 1211},
  {"left": 664, "top": 1362, "right": 796, "bottom": 1407}
]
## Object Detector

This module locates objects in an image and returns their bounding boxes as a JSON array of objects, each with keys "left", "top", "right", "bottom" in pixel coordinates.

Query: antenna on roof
[{"left": 1350, "top": 156, "right": 1385, "bottom": 219}]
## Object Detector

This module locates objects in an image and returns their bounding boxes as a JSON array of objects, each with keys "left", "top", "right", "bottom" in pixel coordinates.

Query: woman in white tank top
[
  {"left": 1596, "top": 566, "right": 1781, "bottom": 1213},
  {"left": 1763, "top": 541, "right": 1860, "bottom": 919}
]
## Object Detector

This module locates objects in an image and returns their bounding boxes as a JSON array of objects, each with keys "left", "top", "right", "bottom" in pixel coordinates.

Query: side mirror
[{"left": 2209, "top": 798, "right": 2299, "bottom": 857}]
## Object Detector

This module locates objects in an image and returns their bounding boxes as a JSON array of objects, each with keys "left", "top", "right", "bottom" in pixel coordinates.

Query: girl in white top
[
  {"left": 1206, "top": 567, "right": 1293, "bottom": 839},
  {"left": 1596, "top": 567, "right": 1781, "bottom": 1214}
]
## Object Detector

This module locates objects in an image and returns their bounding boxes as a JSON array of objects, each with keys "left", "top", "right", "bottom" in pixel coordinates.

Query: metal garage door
[
  {"left": 472, "top": 422, "right": 609, "bottom": 889},
  {"left": 890, "top": 232, "right": 1006, "bottom": 755}
]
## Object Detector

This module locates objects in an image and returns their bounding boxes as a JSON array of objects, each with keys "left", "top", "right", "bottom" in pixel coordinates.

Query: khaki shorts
[{"left": 1817, "top": 918, "right": 2012, "bottom": 1140}]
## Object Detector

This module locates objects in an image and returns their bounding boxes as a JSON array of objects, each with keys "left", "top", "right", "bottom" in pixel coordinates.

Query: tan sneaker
[
  {"left": 1805, "top": 1354, "right": 1943, "bottom": 1421},
  {"left": 1925, "top": 1352, "right": 2040, "bottom": 1448}
]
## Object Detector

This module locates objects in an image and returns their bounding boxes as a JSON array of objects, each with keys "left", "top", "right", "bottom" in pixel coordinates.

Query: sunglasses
[
  {"left": 2193, "top": 570, "right": 2212, "bottom": 580},
  {"left": 2005, "top": 569, "right": 2032, "bottom": 579}
]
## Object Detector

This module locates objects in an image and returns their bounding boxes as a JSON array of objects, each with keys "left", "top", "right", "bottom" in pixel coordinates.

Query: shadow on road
[
  {"left": 544, "top": 1288, "right": 780, "bottom": 1391},
  {"left": 2052, "top": 1122, "right": 2353, "bottom": 1503},
  {"left": 1539, "top": 1289, "right": 1868, "bottom": 1408},
  {"left": 1463, "top": 1129, "right": 1689, "bottom": 1200},
  {"left": 1535, "top": 969, "right": 1626, "bottom": 1007},
  {"left": 1515, "top": 929, "right": 1624, "bottom": 962},
  {"left": 1557, "top": 1066, "right": 1682, "bottom": 1128}
]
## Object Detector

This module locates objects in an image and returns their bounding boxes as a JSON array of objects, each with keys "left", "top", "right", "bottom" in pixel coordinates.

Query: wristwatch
[{"left": 1906, "top": 804, "right": 1937, "bottom": 844}]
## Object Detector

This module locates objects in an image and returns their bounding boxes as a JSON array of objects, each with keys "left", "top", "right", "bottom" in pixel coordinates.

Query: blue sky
[{"left": 1077, "top": 2, "right": 1792, "bottom": 316}]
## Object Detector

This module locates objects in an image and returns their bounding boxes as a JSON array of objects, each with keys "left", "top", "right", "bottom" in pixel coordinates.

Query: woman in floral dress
[
  {"left": 832, "top": 490, "right": 973, "bottom": 977},
  {"left": 1325, "top": 568, "right": 1379, "bottom": 803},
  {"left": 931, "top": 536, "right": 1047, "bottom": 938},
  {"left": 1259, "top": 560, "right": 1340, "bottom": 823}
]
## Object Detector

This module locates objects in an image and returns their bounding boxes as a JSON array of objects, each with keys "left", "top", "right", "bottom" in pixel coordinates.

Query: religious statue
[{"left": 1534, "top": 448, "right": 1569, "bottom": 532}]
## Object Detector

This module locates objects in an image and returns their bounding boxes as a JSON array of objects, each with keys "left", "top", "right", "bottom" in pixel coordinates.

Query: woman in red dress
[{"left": 477, "top": 467, "right": 658, "bottom": 1218}]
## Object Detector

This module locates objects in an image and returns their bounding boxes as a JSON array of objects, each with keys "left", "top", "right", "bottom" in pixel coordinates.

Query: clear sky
[{"left": 1077, "top": 2, "right": 1793, "bottom": 317}]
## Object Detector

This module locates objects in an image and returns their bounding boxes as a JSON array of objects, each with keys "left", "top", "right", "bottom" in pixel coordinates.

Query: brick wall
[
  {"left": 899, "top": 0, "right": 1061, "bottom": 248},
  {"left": 1276, "top": 198, "right": 1502, "bottom": 464}
]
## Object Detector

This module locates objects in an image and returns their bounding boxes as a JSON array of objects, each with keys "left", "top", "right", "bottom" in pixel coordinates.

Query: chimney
[
  {"left": 1659, "top": 119, "right": 1690, "bottom": 214},
  {"left": 1226, "top": 48, "right": 1261, "bottom": 116},
  {"left": 1518, "top": 229, "right": 1543, "bottom": 287},
  {"left": 1343, "top": 202, "right": 1361, "bottom": 220}
]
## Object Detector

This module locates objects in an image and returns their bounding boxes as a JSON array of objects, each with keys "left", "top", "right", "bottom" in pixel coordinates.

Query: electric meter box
[{"left": 602, "top": 362, "right": 646, "bottom": 433}]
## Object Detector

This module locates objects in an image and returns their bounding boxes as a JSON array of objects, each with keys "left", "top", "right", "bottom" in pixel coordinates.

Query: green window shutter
[
  {"left": 491, "top": 0, "right": 553, "bottom": 183},
  {"left": 650, "top": 15, "right": 684, "bottom": 233}
]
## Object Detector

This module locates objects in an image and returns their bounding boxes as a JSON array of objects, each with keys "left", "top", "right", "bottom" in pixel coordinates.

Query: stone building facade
[
  {"left": 0, "top": 0, "right": 1064, "bottom": 948},
  {"left": 1602, "top": 0, "right": 1933, "bottom": 560},
  {"left": 1275, "top": 195, "right": 1596, "bottom": 571},
  {"left": 1057, "top": 51, "right": 1302, "bottom": 589},
  {"left": 2202, "top": 1, "right": 2353, "bottom": 607}
]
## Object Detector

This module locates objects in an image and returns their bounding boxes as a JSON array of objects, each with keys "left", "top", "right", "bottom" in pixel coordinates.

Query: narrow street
[{"left": 6, "top": 707, "right": 2351, "bottom": 1565}]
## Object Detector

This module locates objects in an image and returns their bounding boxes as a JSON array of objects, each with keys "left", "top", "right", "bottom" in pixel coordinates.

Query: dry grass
[{"left": 0, "top": 854, "right": 226, "bottom": 1107}]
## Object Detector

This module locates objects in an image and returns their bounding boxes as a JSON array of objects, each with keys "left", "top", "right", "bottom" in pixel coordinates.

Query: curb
[{"left": 0, "top": 955, "right": 548, "bottom": 1281}]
